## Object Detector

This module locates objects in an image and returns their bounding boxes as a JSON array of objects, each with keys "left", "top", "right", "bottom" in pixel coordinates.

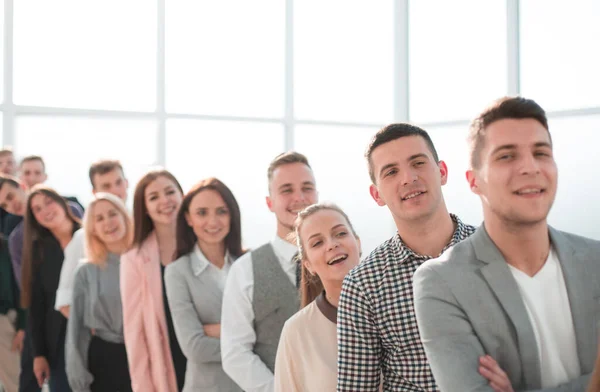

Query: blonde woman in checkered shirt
[{"left": 336, "top": 124, "right": 475, "bottom": 391}]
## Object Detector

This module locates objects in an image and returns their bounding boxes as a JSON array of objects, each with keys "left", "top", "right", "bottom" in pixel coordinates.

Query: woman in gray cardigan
[
  {"left": 65, "top": 192, "right": 133, "bottom": 392},
  {"left": 165, "top": 178, "right": 245, "bottom": 392}
]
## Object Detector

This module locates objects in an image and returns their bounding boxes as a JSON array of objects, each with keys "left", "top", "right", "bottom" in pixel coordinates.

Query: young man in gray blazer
[{"left": 413, "top": 96, "right": 600, "bottom": 391}]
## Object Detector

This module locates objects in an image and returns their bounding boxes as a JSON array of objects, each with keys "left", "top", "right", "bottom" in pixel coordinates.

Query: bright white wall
[{"left": 1, "top": 0, "right": 599, "bottom": 252}]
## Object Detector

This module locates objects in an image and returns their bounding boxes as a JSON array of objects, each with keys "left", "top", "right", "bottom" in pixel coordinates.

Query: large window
[{"left": 1, "top": 1, "right": 599, "bottom": 247}]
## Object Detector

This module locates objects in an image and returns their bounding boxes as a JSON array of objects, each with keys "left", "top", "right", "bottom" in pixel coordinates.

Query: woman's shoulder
[{"left": 282, "top": 301, "right": 320, "bottom": 336}]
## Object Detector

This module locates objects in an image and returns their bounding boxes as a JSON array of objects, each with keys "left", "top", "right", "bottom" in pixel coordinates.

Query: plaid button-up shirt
[{"left": 336, "top": 214, "right": 476, "bottom": 391}]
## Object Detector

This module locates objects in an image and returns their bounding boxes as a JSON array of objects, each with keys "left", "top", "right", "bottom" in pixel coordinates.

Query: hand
[
  {"left": 59, "top": 305, "right": 70, "bottom": 319},
  {"left": 203, "top": 324, "right": 221, "bottom": 338},
  {"left": 479, "top": 355, "right": 514, "bottom": 392},
  {"left": 11, "top": 329, "right": 25, "bottom": 353},
  {"left": 33, "top": 356, "right": 50, "bottom": 388}
]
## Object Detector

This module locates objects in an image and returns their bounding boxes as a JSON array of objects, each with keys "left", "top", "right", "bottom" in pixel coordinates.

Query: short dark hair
[
  {"left": 0, "top": 148, "right": 14, "bottom": 158},
  {"left": 267, "top": 151, "right": 311, "bottom": 189},
  {"left": 89, "top": 160, "right": 125, "bottom": 188},
  {"left": 19, "top": 155, "right": 45, "bottom": 170},
  {"left": 0, "top": 173, "right": 21, "bottom": 191},
  {"left": 175, "top": 177, "right": 245, "bottom": 260},
  {"left": 468, "top": 96, "right": 550, "bottom": 169},
  {"left": 365, "top": 123, "right": 439, "bottom": 183}
]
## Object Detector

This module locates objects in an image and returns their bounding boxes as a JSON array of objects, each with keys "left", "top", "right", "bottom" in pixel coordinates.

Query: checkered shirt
[{"left": 336, "top": 214, "right": 475, "bottom": 391}]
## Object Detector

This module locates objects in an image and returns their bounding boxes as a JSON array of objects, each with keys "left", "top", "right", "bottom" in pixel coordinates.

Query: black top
[
  {"left": 30, "top": 227, "right": 79, "bottom": 366},
  {"left": 160, "top": 263, "right": 186, "bottom": 391}
]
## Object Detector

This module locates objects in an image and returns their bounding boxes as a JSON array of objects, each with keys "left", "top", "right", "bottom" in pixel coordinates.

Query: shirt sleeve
[
  {"left": 65, "top": 264, "right": 94, "bottom": 392},
  {"left": 164, "top": 262, "right": 221, "bottom": 363},
  {"left": 336, "top": 273, "right": 382, "bottom": 392},
  {"left": 55, "top": 230, "right": 85, "bottom": 310},
  {"left": 220, "top": 256, "right": 275, "bottom": 392},
  {"left": 273, "top": 321, "right": 301, "bottom": 392}
]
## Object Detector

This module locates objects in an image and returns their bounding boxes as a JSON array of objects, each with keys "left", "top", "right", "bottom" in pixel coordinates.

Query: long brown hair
[
  {"left": 294, "top": 203, "right": 359, "bottom": 308},
  {"left": 175, "top": 178, "right": 245, "bottom": 260},
  {"left": 84, "top": 192, "right": 133, "bottom": 267},
  {"left": 131, "top": 169, "right": 183, "bottom": 249},
  {"left": 21, "top": 185, "right": 81, "bottom": 308}
]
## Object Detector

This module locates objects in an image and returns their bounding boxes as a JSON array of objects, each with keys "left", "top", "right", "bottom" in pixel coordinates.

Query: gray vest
[{"left": 251, "top": 243, "right": 300, "bottom": 372}]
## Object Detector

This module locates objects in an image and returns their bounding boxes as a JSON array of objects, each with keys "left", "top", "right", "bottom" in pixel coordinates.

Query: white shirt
[
  {"left": 193, "top": 244, "right": 232, "bottom": 292},
  {"left": 509, "top": 249, "right": 581, "bottom": 388},
  {"left": 55, "top": 228, "right": 86, "bottom": 310},
  {"left": 221, "top": 236, "right": 297, "bottom": 392}
]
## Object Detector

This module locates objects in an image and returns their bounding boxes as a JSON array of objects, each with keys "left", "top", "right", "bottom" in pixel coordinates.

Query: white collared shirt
[
  {"left": 193, "top": 244, "right": 232, "bottom": 292},
  {"left": 509, "top": 248, "right": 581, "bottom": 388},
  {"left": 221, "top": 236, "right": 297, "bottom": 392}
]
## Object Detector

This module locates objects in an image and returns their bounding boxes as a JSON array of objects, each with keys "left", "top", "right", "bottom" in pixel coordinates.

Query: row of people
[{"left": 1, "top": 95, "right": 600, "bottom": 392}]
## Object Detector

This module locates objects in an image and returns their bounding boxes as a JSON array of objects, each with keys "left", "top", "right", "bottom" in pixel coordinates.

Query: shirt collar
[
  {"left": 192, "top": 244, "right": 231, "bottom": 276},
  {"left": 271, "top": 235, "right": 298, "bottom": 270},
  {"left": 316, "top": 291, "right": 337, "bottom": 324},
  {"left": 392, "top": 213, "right": 469, "bottom": 262}
]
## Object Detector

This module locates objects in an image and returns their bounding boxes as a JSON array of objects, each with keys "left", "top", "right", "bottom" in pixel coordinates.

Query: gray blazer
[
  {"left": 165, "top": 251, "right": 242, "bottom": 392},
  {"left": 413, "top": 226, "right": 600, "bottom": 392}
]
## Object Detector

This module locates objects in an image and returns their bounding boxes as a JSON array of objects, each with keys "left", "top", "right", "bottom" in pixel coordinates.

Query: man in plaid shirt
[{"left": 336, "top": 124, "right": 476, "bottom": 391}]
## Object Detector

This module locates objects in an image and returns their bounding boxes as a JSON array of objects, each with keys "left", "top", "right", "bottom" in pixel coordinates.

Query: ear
[
  {"left": 356, "top": 236, "right": 362, "bottom": 257},
  {"left": 437, "top": 160, "right": 449, "bottom": 186},
  {"left": 303, "top": 259, "right": 315, "bottom": 276},
  {"left": 369, "top": 183, "right": 386, "bottom": 207},
  {"left": 42, "top": 173, "right": 48, "bottom": 183},
  {"left": 266, "top": 195, "right": 274, "bottom": 212},
  {"left": 124, "top": 178, "right": 130, "bottom": 189},
  {"left": 466, "top": 169, "right": 481, "bottom": 195}
]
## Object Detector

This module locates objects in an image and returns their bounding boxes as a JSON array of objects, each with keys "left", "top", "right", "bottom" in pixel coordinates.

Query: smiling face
[
  {"left": 144, "top": 175, "right": 183, "bottom": 227},
  {"left": 300, "top": 208, "right": 361, "bottom": 285},
  {"left": 267, "top": 162, "right": 318, "bottom": 238},
  {"left": 467, "top": 118, "right": 557, "bottom": 227},
  {"left": 369, "top": 136, "right": 448, "bottom": 224},
  {"left": 19, "top": 159, "right": 47, "bottom": 189},
  {"left": 0, "top": 153, "right": 16, "bottom": 176},
  {"left": 0, "top": 182, "right": 27, "bottom": 216},
  {"left": 92, "top": 168, "right": 128, "bottom": 202},
  {"left": 30, "top": 193, "right": 69, "bottom": 231},
  {"left": 185, "top": 189, "right": 231, "bottom": 250},
  {"left": 92, "top": 199, "right": 127, "bottom": 245}
]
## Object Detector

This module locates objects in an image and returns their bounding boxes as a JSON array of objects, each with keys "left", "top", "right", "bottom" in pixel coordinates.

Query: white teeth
[
  {"left": 403, "top": 191, "right": 423, "bottom": 200},
  {"left": 327, "top": 255, "right": 347, "bottom": 265},
  {"left": 205, "top": 229, "right": 220, "bottom": 234}
]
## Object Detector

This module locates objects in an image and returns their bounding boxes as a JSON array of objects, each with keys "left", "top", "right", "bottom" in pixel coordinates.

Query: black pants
[{"left": 88, "top": 336, "right": 132, "bottom": 392}]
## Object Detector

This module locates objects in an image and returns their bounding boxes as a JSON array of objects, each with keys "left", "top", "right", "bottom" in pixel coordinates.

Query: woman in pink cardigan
[{"left": 120, "top": 169, "right": 186, "bottom": 392}]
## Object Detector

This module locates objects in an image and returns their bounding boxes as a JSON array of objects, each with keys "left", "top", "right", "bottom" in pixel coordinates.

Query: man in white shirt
[
  {"left": 55, "top": 159, "right": 129, "bottom": 317},
  {"left": 413, "top": 96, "right": 599, "bottom": 391},
  {"left": 221, "top": 151, "right": 318, "bottom": 392}
]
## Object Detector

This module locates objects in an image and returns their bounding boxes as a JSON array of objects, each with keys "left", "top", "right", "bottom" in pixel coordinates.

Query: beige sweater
[{"left": 274, "top": 297, "right": 338, "bottom": 392}]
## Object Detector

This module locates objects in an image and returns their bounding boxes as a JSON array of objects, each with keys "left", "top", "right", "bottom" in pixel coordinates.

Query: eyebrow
[
  {"left": 307, "top": 224, "right": 347, "bottom": 241},
  {"left": 491, "top": 141, "right": 552, "bottom": 155},
  {"left": 278, "top": 181, "right": 315, "bottom": 191},
  {"left": 378, "top": 153, "right": 430, "bottom": 178}
]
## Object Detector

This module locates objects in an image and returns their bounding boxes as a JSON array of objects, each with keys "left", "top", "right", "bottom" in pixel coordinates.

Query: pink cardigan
[{"left": 120, "top": 232, "right": 179, "bottom": 392}]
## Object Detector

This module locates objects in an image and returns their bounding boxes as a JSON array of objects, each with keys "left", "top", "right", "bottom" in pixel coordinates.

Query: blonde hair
[
  {"left": 84, "top": 192, "right": 133, "bottom": 267},
  {"left": 294, "top": 203, "right": 359, "bottom": 308}
]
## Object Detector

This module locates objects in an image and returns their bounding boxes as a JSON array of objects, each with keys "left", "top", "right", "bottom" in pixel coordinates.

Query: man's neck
[
  {"left": 276, "top": 225, "right": 295, "bottom": 245},
  {"left": 395, "top": 206, "right": 456, "bottom": 257},
  {"left": 484, "top": 215, "right": 550, "bottom": 277}
]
